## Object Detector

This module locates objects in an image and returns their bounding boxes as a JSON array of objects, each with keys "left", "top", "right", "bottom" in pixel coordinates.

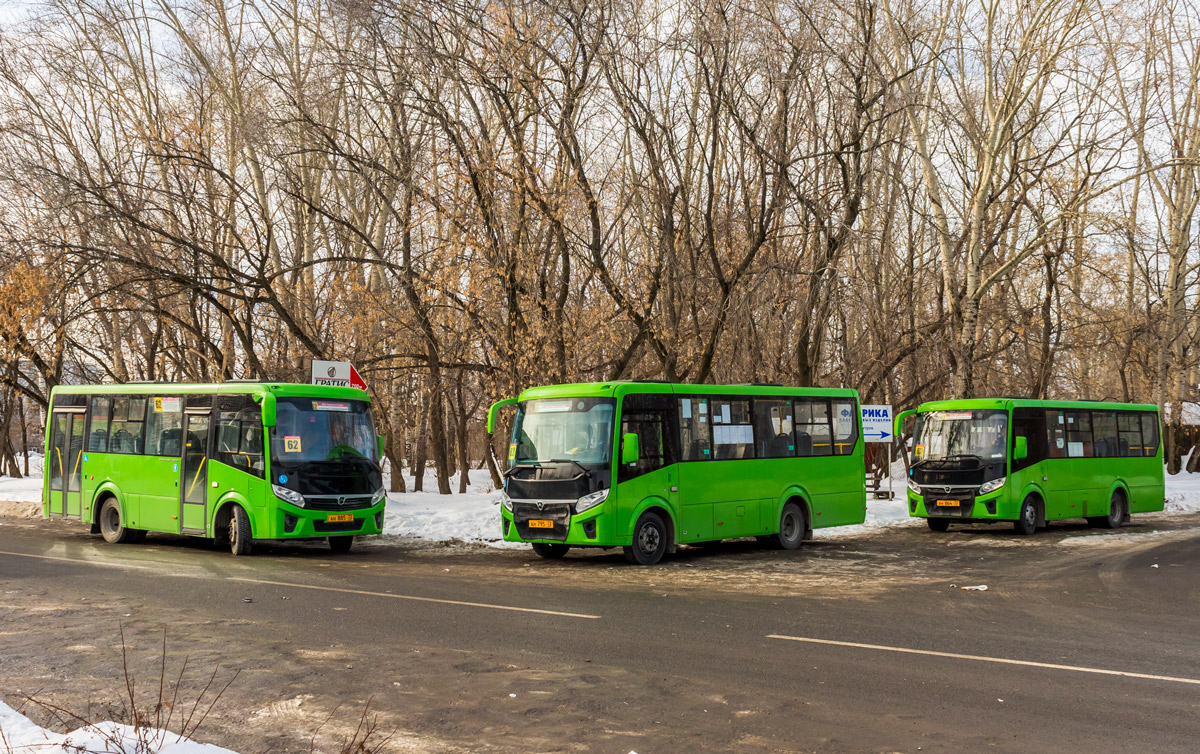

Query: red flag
[{"left": 350, "top": 364, "right": 367, "bottom": 392}]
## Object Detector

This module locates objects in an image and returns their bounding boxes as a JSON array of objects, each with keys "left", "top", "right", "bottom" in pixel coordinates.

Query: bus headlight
[
  {"left": 575, "top": 488, "right": 609, "bottom": 513},
  {"left": 907, "top": 478, "right": 921, "bottom": 494},
  {"left": 978, "top": 477, "right": 1006, "bottom": 495},
  {"left": 371, "top": 487, "right": 386, "bottom": 506},
  {"left": 273, "top": 484, "right": 305, "bottom": 508},
  {"left": 501, "top": 493, "right": 513, "bottom": 512}
]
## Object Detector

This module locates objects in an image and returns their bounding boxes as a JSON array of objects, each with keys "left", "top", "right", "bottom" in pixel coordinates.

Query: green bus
[
  {"left": 896, "top": 399, "right": 1165, "bottom": 535},
  {"left": 488, "top": 382, "right": 865, "bottom": 565},
  {"left": 44, "top": 382, "right": 387, "bottom": 555}
]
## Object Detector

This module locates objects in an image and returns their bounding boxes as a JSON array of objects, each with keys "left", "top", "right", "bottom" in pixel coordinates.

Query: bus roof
[
  {"left": 913, "top": 398, "right": 1158, "bottom": 413},
  {"left": 516, "top": 381, "right": 859, "bottom": 401},
  {"left": 49, "top": 382, "right": 370, "bottom": 402}
]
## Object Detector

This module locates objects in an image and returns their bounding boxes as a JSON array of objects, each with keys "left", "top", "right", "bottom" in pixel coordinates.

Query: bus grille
[
  {"left": 305, "top": 495, "right": 375, "bottom": 511},
  {"left": 512, "top": 502, "right": 571, "bottom": 541},
  {"left": 923, "top": 491, "right": 976, "bottom": 518}
]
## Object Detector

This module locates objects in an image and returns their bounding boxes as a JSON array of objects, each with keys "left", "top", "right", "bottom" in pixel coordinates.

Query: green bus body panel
[
  {"left": 44, "top": 382, "right": 384, "bottom": 541},
  {"left": 904, "top": 398, "right": 1165, "bottom": 524},
  {"left": 499, "top": 381, "right": 866, "bottom": 548}
]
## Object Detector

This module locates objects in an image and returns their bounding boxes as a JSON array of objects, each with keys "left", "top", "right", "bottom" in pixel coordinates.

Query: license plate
[
  {"left": 327, "top": 513, "right": 354, "bottom": 523},
  {"left": 527, "top": 519, "right": 554, "bottom": 529},
  {"left": 934, "top": 500, "right": 959, "bottom": 507}
]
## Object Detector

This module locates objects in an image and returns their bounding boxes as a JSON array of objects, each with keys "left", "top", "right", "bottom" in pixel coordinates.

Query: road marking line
[
  {"left": 0, "top": 550, "right": 154, "bottom": 571},
  {"left": 767, "top": 634, "right": 1200, "bottom": 686},
  {"left": 227, "top": 577, "right": 602, "bottom": 619}
]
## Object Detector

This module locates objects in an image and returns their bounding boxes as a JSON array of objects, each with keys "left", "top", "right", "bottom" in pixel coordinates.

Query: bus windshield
[
  {"left": 270, "top": 398, "right": 377, "bottom": 465},
  {"left": 512, "top": 398, "right": 615, "bottom": 467},
  {"left": 914, "top": 409, "right": 1008, "bottom": 464}
]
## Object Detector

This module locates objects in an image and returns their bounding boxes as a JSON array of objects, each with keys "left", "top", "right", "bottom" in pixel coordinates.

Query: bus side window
[
  {"left": 1046, "top": 411, "right": 1066, "bottom": 458},
  {"left": 88, "top": 396, "right": 111, "bottom": 452},
  {"left": 1117, "top": 413, "right": 1143, "bottom": 457},
  {"left": 753, "top": 399, "right": 794, "bottom": 458},
  {"left": 678, "top": 397, "right": 711, "bottom": 461},
  {"left": 831, "top": 401, "right": 858, "bottom": 455},
  {"left": 795, "top": 399, "right": 832, "bottom": 457},
  {"left": 215, "top": 397, "right": 265, "bottom": 478},
  {"left": 1092, "top": 412, "right": 1118, "bottom": 458},
  {"left": 146, "top": 398, "right": 183, "bottom": 456},
  {"left": 619, "top": 394, "right": 678, "bottom": 481},
  {"left": 1140, "top": 413, "right": 1160, "bottom": 457}
]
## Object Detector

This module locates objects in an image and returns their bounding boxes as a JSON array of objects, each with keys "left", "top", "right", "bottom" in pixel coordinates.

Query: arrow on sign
[{"left": 864, "top": 430, "right": 891, "bottom": 440}]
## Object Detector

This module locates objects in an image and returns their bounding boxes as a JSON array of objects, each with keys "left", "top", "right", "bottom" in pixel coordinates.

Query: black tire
[
  {"left": 531, "top": 542, "right": 570, "bottom": 559},
  {"left": 1014, "top": 497, "right": 1039, "bottom": 536},
  {"left": 328, "top": 536, "right": 354, "bottom": 553},
  {"left": 1091, "top": 492, "right": 1126, "bottom": 530},
  {"left": 98, "top": 498, "right": 137, "bottom": 544},
  {"left": 623, "top": 511, "right": 668, "bottom": 565},
  {"left": 927, "top": 517, "right": 951, "bottom": 532},
  {"left": 768, "top": 502, "right": 806, "bottom": 550},
  {"left": 230, "top": 505, "right": 254, "bottom": 556}
]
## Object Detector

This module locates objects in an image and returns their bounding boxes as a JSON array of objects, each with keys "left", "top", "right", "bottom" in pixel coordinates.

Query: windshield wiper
[{"left": 545, "top": 459, "right": 593, "bottom": 478}]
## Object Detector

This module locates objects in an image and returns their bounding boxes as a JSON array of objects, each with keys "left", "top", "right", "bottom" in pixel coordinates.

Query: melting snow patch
[{"left": 0, "top": 698, "right": 239, "bottom": 753}]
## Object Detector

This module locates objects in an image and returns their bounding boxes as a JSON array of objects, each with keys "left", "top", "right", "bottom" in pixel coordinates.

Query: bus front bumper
[
  {"left": 907, "top": 490, "right": 1010, "bottom": 521},
  {"left": 272, "top": 501, "right": 385, "bottom": 539},
  {"left": 501, "top": 503, "right": 610, "bottom": 546}
]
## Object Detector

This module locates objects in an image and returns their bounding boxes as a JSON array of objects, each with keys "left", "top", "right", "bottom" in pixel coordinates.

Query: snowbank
[{"left": 0, "top": 698, "right": 237, "bottom": 753}]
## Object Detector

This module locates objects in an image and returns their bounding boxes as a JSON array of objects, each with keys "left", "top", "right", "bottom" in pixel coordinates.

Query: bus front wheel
[
  {"left": 230, "top": 506, "right": 254, "bottom": 556},
  {"left": 1089, "top": 492, "right": 1126, "bottom": 530},
  {"left": 328, "top": 536, "right": 354, "bottom": 553},
  {"left": 98, "top": 498, "right": 138, "bottom": 544},
  {"left": 1014, "top": 498, "right": 1038, "bottom": 536},
  {"left": 531, "top": 542, "right": 570, "bottom": 559},
  {"left": 624, "top": 511, "right": 668, "bottom": 565},
  {"left": 927, "top": 517, "right": 950, "bottom": 532}
]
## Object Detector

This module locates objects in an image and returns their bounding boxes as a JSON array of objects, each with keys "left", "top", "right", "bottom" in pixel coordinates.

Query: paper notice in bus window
[
  {"left": 914, "top": 444, "right": 924, "bottom": 458},
  {"left": 681, "top": 401, "right": 692, "bottom": 419},
  {"left": 312, "top": 401, "right": 351, "bottom": 412},
  {"left": 284, "top": 436, "right": 302, "bottom": 453},
  {"left": 721, "top": 405, "right": 731, "bottom": 424},
  {"left": 154, "top": 397, "right": 181, "bottom": 412},
  {"left": 1068, "top": 441, "right": 1083, "bottom": 457},
  {"left": 699, "top": 402, "right": 707, "bottom": 414},
  {"left": 508, "top": 444, "right": 517, "bottom": 462}
]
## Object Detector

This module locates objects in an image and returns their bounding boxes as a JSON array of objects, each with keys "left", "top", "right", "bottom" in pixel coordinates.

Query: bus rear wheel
[
  {"left": 1089, "top": 492, "right": 1126, "bottom": 530},
  {"left": 1014, "top": 498, "right": 1038, "bottom": 536},
  {"left": 531, "top": 542, "right": 570, "bottom": 559},
  {"left": 98, "top": 498, "right": 138, "bottom": 544},
  {"left": 768, "top": 502, "right": 806, "bottom": 550},
  {"left": 624, "top": 511, "right": 668, "bottom": 565},
  {"left": 328, "top": 536, "right": 354, "bottom": 553},
  {"left": 230, "top": 505, "right": 254, "bottom": 556},
  {"left": 927, "top": 517, "right": 950, "bottom": 532}
]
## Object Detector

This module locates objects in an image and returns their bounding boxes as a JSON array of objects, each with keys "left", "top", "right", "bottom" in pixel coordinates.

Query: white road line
[
  {"left": 767, "top": 634, "right": 1200, "bottom": 686},
  {"left": 227, "top": 577, "right": 602, "bottom": 619},
  {"left": 0, "top": 549, "right": 154, "bottom": 571}
]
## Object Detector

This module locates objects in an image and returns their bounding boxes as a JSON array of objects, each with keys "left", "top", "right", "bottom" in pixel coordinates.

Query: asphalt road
[{"left": 1, "top": 514, "right": 1198, "bottom": 753}]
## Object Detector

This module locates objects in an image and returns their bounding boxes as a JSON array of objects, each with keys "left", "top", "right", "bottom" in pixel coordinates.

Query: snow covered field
[
  {"left": 2, "top": 462, "right": 1200, "bottom": 547},
  {"left": 0, "top": 699, "right": 237, "bottom": 754}
]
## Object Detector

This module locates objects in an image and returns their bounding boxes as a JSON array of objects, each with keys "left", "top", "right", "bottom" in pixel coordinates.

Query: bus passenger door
[
  {"left": 48, "top": 412, "right": 69, "bottom": 516},
  {"left": 618, "top": 395, "right": 683, "bottom": 540},
  {"left": 65, "top": 413, "right": 84, "bottom": 518},
  {"left": 180, "top": 413, "right": 211, "bottom": 534}
]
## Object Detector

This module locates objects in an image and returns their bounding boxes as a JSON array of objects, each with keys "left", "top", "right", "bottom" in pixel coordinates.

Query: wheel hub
[{"left": 639, "top": 524, "right": 659, "bottom": 552}]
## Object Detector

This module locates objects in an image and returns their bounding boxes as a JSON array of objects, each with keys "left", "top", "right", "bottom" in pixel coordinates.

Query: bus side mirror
[
  {"left": 378, "top": 436, "right": 386, "bottom": 461},
  {"left": 621, "top": 433, "right": 639, "bottom": 466},
  {"left": 1014, "top": 436, "right": 1028, "bottom": 461},
  {"left": 261, "top": 396, "right": 277, "bottom": 428}
]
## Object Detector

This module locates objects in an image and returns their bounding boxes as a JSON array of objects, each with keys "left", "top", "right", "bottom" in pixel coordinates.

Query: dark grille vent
[{"left": 305, "top": 495, "right": 374, "bottom": 511}]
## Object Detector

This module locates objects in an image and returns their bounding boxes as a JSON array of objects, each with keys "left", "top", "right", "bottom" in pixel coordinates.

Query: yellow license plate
[
  {"left": 327, "top": 513, "right": 354, "bottom": 523},
  {"left": 934, "top": 500, "right": 959, "bottom": 507},
  {"left": 527, "top": 519, "right": 554, "bottom": 529}
]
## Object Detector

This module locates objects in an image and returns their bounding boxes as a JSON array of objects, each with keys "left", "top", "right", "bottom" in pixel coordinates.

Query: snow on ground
[
  {"left": 0, "top": 453, "right": 43, "bottom": 503},
  {"left": 0, "top": 698, "right": 237, "bottom": 754}
]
